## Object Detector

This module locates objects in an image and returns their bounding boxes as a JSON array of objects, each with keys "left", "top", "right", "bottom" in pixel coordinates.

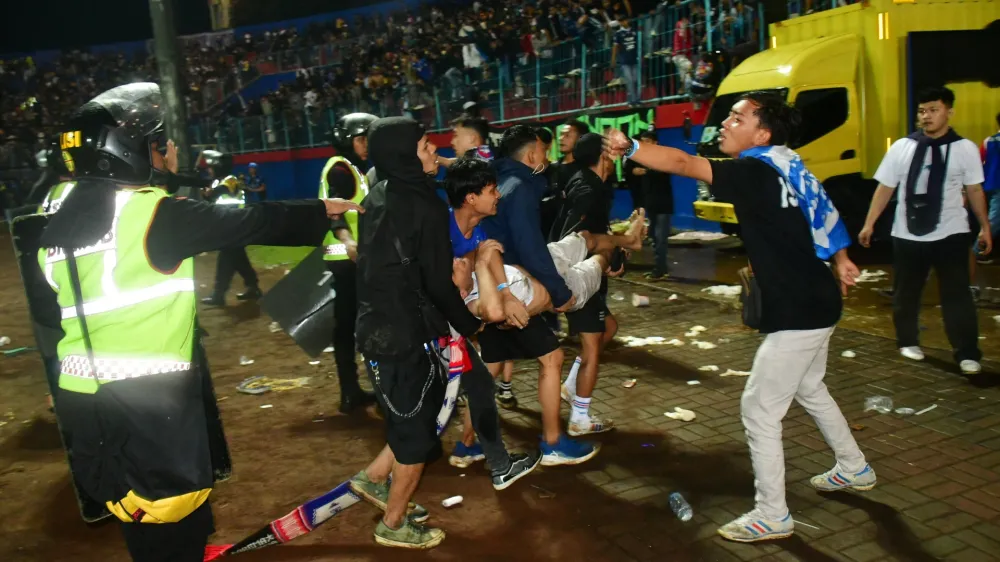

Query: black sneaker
[
  {"left": 491, "top": 450, "right": 541, "bottom": 491},
  {"left": 237, "top": 287, "right": 263, "bottom": 301}
]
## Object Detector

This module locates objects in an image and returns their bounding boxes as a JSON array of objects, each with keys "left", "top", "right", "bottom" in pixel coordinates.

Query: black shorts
[
  {"left": 120, "top": 501, "right": 214, "bottom": 562},
  {"left": 478, "top": 315, "right": 561, "bottom": 363},
  {"left": 366, "top": 348, "right": 444, "bottom": 465},
  {"left": 566, "top": 291, "right": 610, "bottom": 335}
]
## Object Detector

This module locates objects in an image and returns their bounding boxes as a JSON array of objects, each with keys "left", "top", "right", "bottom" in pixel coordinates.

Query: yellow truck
[{"left": 693, "top": 0, "right": 1000, "bottom": 236}]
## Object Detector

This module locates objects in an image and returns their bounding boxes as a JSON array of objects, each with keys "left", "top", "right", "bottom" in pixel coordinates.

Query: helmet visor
[{"left": 89, "top": 82, "right": 164, "bottom": 139}]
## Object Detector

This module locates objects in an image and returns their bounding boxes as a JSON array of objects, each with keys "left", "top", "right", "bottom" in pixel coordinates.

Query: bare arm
[
  {"left": 605, "top": 129, "right": 712, "bottom": 182},
  {"left": 857, "top": 184, "right": 895, "bottom": 247},
  {"left": 474, "top": 255, "right": 505, "bottom": 324},
  {"left": 967, "top": 183, "right": 992, "bottom": 255}
]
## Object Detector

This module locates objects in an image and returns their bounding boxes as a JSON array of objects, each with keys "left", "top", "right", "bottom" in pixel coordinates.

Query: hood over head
[{"left": 367, "top": 117, "right": 430, "bottom": 188}]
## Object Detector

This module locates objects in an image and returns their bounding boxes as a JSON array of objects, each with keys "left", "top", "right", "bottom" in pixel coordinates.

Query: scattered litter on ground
[
  {"left": 894, "top": 408, "right": 915, "bottom": 415},
  {"left": 0, "top": 336, "right": 10, "bottom": 346},
  {"left": 701, "top": 285, "right": 742, "bottom": 297},
  {"left": 460, "top": 474, "right": 466, "bottom": 477},
  {"left": 237, "top": 375, "right": 312, "bottom": 395},
  {"left": 239, "top": 356, "right": 255, "bottom": 366},
  {"left": 849, "top": 424, "right": 866, "bottom": 432},
  {"left": 260, "top": 404, "right": 273, "bottom": 409},
  {"left": 610, "top": 291, "right": 626, "bottom": 301},
  {"left": 687, "top": 380, "right": 701, "bottom": 386},
  {"left": 665, "top": 339, "right": 685, "bottom": 346},
  {"left": 994, "top": 315, "right": 1000, "bottom": 323},
  {"left": 717, "top": 338, "right": 731, "bottom": 344},
  {"left": 691, "top": 341, "right": 716, "bottom": 350},
  {"left": 685, "top": 325, "right": 708, "bottom": 337},
  {"left": 864, "top": 396, "right": 893, "bottom": 414},
  {"left": 622, "top": 378, "right": 637, "bottom": 388},
  {"left": 664, "top": 407, "right": 696, "bottom": 421},
  {"left": 914, "top": 404, "right": 938, "bottom": 416},
  {"left": 308, "top": 360, "right": 321, "bottom": 366},
  {"left": 632, "top": 294, "right": 650, "bottom": 307},
  {"left": 841, "top": 350, "right": 857, "bottom": 358},
  {"left": 2, "top": 347, "right": 35, "bottom": 357},
  {"left": 669, "top": 231, "right": 729, "bottom": 242},
  {"left": 720, "top": 369, "right": 751, "bottom": 377},
  {"left": 668, "top": 294, "right": 679, "bottom": 301},
  {"left": 268, "top": 322, "right": 282, "bottom": 333},
  {"left": 617, "top": 336, "right": 673, "bottom": 347},
  {"left": 217, "top": 396, "right": 229, "bottom": 402},
  {"left": 698, "top": 365, "right": 719, "bottom": 372},
  {"left": 855, "top": 269, "right": 889, "bottom": 283},
  {"left": 323, "top": 346, "right": 334, "bottom": 353}
]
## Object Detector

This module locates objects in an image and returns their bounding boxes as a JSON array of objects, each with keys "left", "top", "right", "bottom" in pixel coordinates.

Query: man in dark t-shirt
[{"left": 606, "top": 92, "right": 873, "bottom": 544}]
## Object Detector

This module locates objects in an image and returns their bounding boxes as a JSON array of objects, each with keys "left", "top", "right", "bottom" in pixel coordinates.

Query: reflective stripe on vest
[
  {"left": 60, "top": 278, "right": 195, "bottom": 319},
  {"left": 60, "top": 355, "right": 193, "bottom": 381},
  {"left": 39, "top": 181, "right": 76, "bottom": 214},
  {"left": 319, "top": 156, "right": 368, "bottom": 261}
]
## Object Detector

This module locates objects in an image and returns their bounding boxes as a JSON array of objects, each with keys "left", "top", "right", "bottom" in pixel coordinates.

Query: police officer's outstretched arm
[{"left": 144, "top": 197, "right": 361, "bottom": 273}]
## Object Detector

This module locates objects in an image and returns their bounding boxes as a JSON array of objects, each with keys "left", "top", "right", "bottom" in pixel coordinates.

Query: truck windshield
[{"left": 697, "top": 88, "right": 788, "bottom": 158}]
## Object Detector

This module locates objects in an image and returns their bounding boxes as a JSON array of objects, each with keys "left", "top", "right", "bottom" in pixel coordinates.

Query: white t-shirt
[
  {"left": 874, "top": 137, "right": 985, "bottom": 242},
  {"left": 464, "top": 265, "right": 534, "bottom": 309}
]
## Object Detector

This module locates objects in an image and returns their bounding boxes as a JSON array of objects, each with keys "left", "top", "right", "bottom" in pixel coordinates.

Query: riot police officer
[
  {"left": 31, "top": 82, "right": 362, "bottom": 561},
  {"left": 199, "top": 150, "right": 261, "bottom": 306},
  {"left": 322, "top": 112, "right": 378, "bottom": 413}
]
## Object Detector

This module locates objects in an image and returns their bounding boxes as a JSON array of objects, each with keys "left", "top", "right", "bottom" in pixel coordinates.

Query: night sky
[{"left": 1, "top": 0, "right": 212, "bottom": 54}]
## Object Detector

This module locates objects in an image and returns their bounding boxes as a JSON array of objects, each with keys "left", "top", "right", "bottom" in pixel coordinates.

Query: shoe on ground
[
  {"left": 540, "top": 434, "right": 600, "bottom": 466},
  {"left": 495, "top": 388, "right": 518, "bottom": 409},
  {"left": 960, "top": 360, "right": 982, "bottom": 375},
  {"left": 374, "top": 518, "right": 445, "bottom": 549},
  {"left": 339, "top": 390, "right": 376, "bottom": 414},
  {"left": 644, "top": 271, "right": 667, "bottom": 281},
  {"left": 900, "top": 346, "right": 925, "bottom": 361},
  {"left": 717, "top": 510, "right": 794, "bottom": 542},
  {"left": 200, "top": 295, "right": 225, "bottom": 307},
  {"left": 236, "top": 287, "right": 263, "bottom": 301},
  {"left": 491, "top": 450, "right": 541, "bottom": 491},
  {"left": 810, "top": 463, "right": 876, "bottom": 492},
  {"left": 568, "top": 416, "right": 615, "bottom": 437},
  {"left": 349, "top": 470, "right": 429, "bottom": 523},
  {"left": 448, "top": 442, "right": 486, "bottom": 468}
]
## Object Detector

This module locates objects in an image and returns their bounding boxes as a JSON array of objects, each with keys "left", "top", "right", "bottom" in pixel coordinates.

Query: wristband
[
  {"left": 496, "top": 282, "right": 509, "bottom": 291},
  {"left": 624, "top": 138, "right": 640, "bottom": 159}
]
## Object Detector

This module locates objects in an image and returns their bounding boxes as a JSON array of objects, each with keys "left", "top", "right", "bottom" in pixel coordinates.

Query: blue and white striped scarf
[{"left": 741, "top": 145, "right": 851, "bottom": 260}]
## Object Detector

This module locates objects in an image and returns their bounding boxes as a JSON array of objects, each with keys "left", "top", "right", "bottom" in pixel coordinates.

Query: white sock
[
  {"left": 571, "top": 396, "right": 592, "bottom": 424},
  {"left": 564, "top": 356, "right": 582, "bottom": 395}
]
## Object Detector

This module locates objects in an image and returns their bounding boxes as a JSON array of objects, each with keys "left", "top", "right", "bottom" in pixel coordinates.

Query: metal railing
[
  {"left": 191, "top": 0, "right": 767, "bottom": 153},
  {"left": 786, "top": 0, "right": 859, "bottom": 18}
]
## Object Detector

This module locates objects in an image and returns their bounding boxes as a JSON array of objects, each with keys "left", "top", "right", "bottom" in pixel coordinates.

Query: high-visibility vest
[
  {"left": 213, "top": 175, "right": 245, "bottom": 208},
  {"left": 38, "top": 187, "right": 197, "bottom": 395},
  {"left": 38, "top": 181, "right": 76, "bottom": 214},
  {"left": 319, "top": 156, "right": 367, "bottom": 261}
]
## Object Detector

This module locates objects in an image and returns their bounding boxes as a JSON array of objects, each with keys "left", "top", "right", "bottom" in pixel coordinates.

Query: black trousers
[
  {"left": 212, "top": 247, "right": 258, "bottom": 297},
  {"left": 460, "top": 338, "right": 511, "bottom": 473},
  {"left": 328, "top": 260, "right": 362, "bottom": 397},
  {"left": 892, "top": 234, "right": 981, "bottom": 362},
  {"left": 120, "top": 501, "right": 213, "bottom": 562}
]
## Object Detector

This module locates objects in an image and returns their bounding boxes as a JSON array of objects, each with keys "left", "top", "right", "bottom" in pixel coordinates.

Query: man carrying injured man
[{"left": 445, "top": 157, "right": 644, "bottom": 454}]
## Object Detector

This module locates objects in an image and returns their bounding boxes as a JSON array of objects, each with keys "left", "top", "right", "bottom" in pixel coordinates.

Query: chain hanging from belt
[{"left": 368, "top": 343, "right": 445, "bottom": 419}]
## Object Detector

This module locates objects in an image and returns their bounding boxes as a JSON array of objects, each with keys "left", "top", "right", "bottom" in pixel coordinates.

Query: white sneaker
[
  {"left": 810, "top": 463, "right": 876, "bottom": 492},
  {"left": 960, "top": 360, "right": 982, "bottom": 374},
  {"left": 568, "top": 416, "right": 615, "bottom": 436},
  {"left": 717, "top": 510, "right": 794, "bottom": 542},
  {"left": 900, "top": 346, "right": 925, "bottom": 361}
]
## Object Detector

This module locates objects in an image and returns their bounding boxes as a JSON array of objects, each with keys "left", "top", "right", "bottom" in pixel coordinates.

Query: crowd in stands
[{"left": 0, "top": 0, "right": 859, "bottom": 167}]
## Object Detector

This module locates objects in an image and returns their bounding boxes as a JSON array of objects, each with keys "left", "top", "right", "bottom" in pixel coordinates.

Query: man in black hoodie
[{"left": 350, "top": 117, "right": 485, "bottom": 550}]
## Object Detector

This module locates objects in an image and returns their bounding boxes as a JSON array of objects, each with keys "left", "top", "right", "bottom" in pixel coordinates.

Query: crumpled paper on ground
[
  {"left": 855, "top": 269, "right": 888, "bottom": 283},
  {"left": 720, "top": 369, "right": 751, "bottom": 377},
  {"left": 701, "top": 285, "right": 742, "bottom": 297},
  {"left": 664, "top": 407, "right": 696, "bottom": 421},
  {"left": 237, "top": 375, "right": 312, "bottom": 395}
]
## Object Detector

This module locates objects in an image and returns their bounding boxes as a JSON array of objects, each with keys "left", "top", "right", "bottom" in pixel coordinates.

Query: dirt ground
[
  {"left": 0, "top": 236, "right": 716, "bottom": 562},
  {"left": 3, "top": 233, "right": 999, "bottom": 562}
]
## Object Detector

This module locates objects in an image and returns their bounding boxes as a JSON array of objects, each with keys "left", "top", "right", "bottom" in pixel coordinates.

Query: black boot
[
  {"left": 201, "top": 295, "right": 225, "bottom": 306},
  {"left": 236, "top": 287, "right": 263, "bottom": 301},
  {"left": 339, "top": 389, "right": 377, "bottom": 414}
]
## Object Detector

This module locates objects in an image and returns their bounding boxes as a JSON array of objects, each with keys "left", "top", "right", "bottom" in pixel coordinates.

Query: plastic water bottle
[{"left": 669, "top": 492, "right": 693, "bottom": 521}]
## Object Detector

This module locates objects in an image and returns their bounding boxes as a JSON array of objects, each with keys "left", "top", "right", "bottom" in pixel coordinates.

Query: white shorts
[{"left": 547, "top": 233, "right": 603, "bottom": 312}]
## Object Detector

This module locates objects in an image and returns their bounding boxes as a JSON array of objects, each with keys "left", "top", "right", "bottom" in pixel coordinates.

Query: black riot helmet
[
  {"left": 60, "top": 82, "right": 165, "bottom": 185},
  {"left": 198, "top": 149, "right": 233, "bottom": 178},
  {"left": 330, "top": 112, "right": 377, "bottom": 158}
]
